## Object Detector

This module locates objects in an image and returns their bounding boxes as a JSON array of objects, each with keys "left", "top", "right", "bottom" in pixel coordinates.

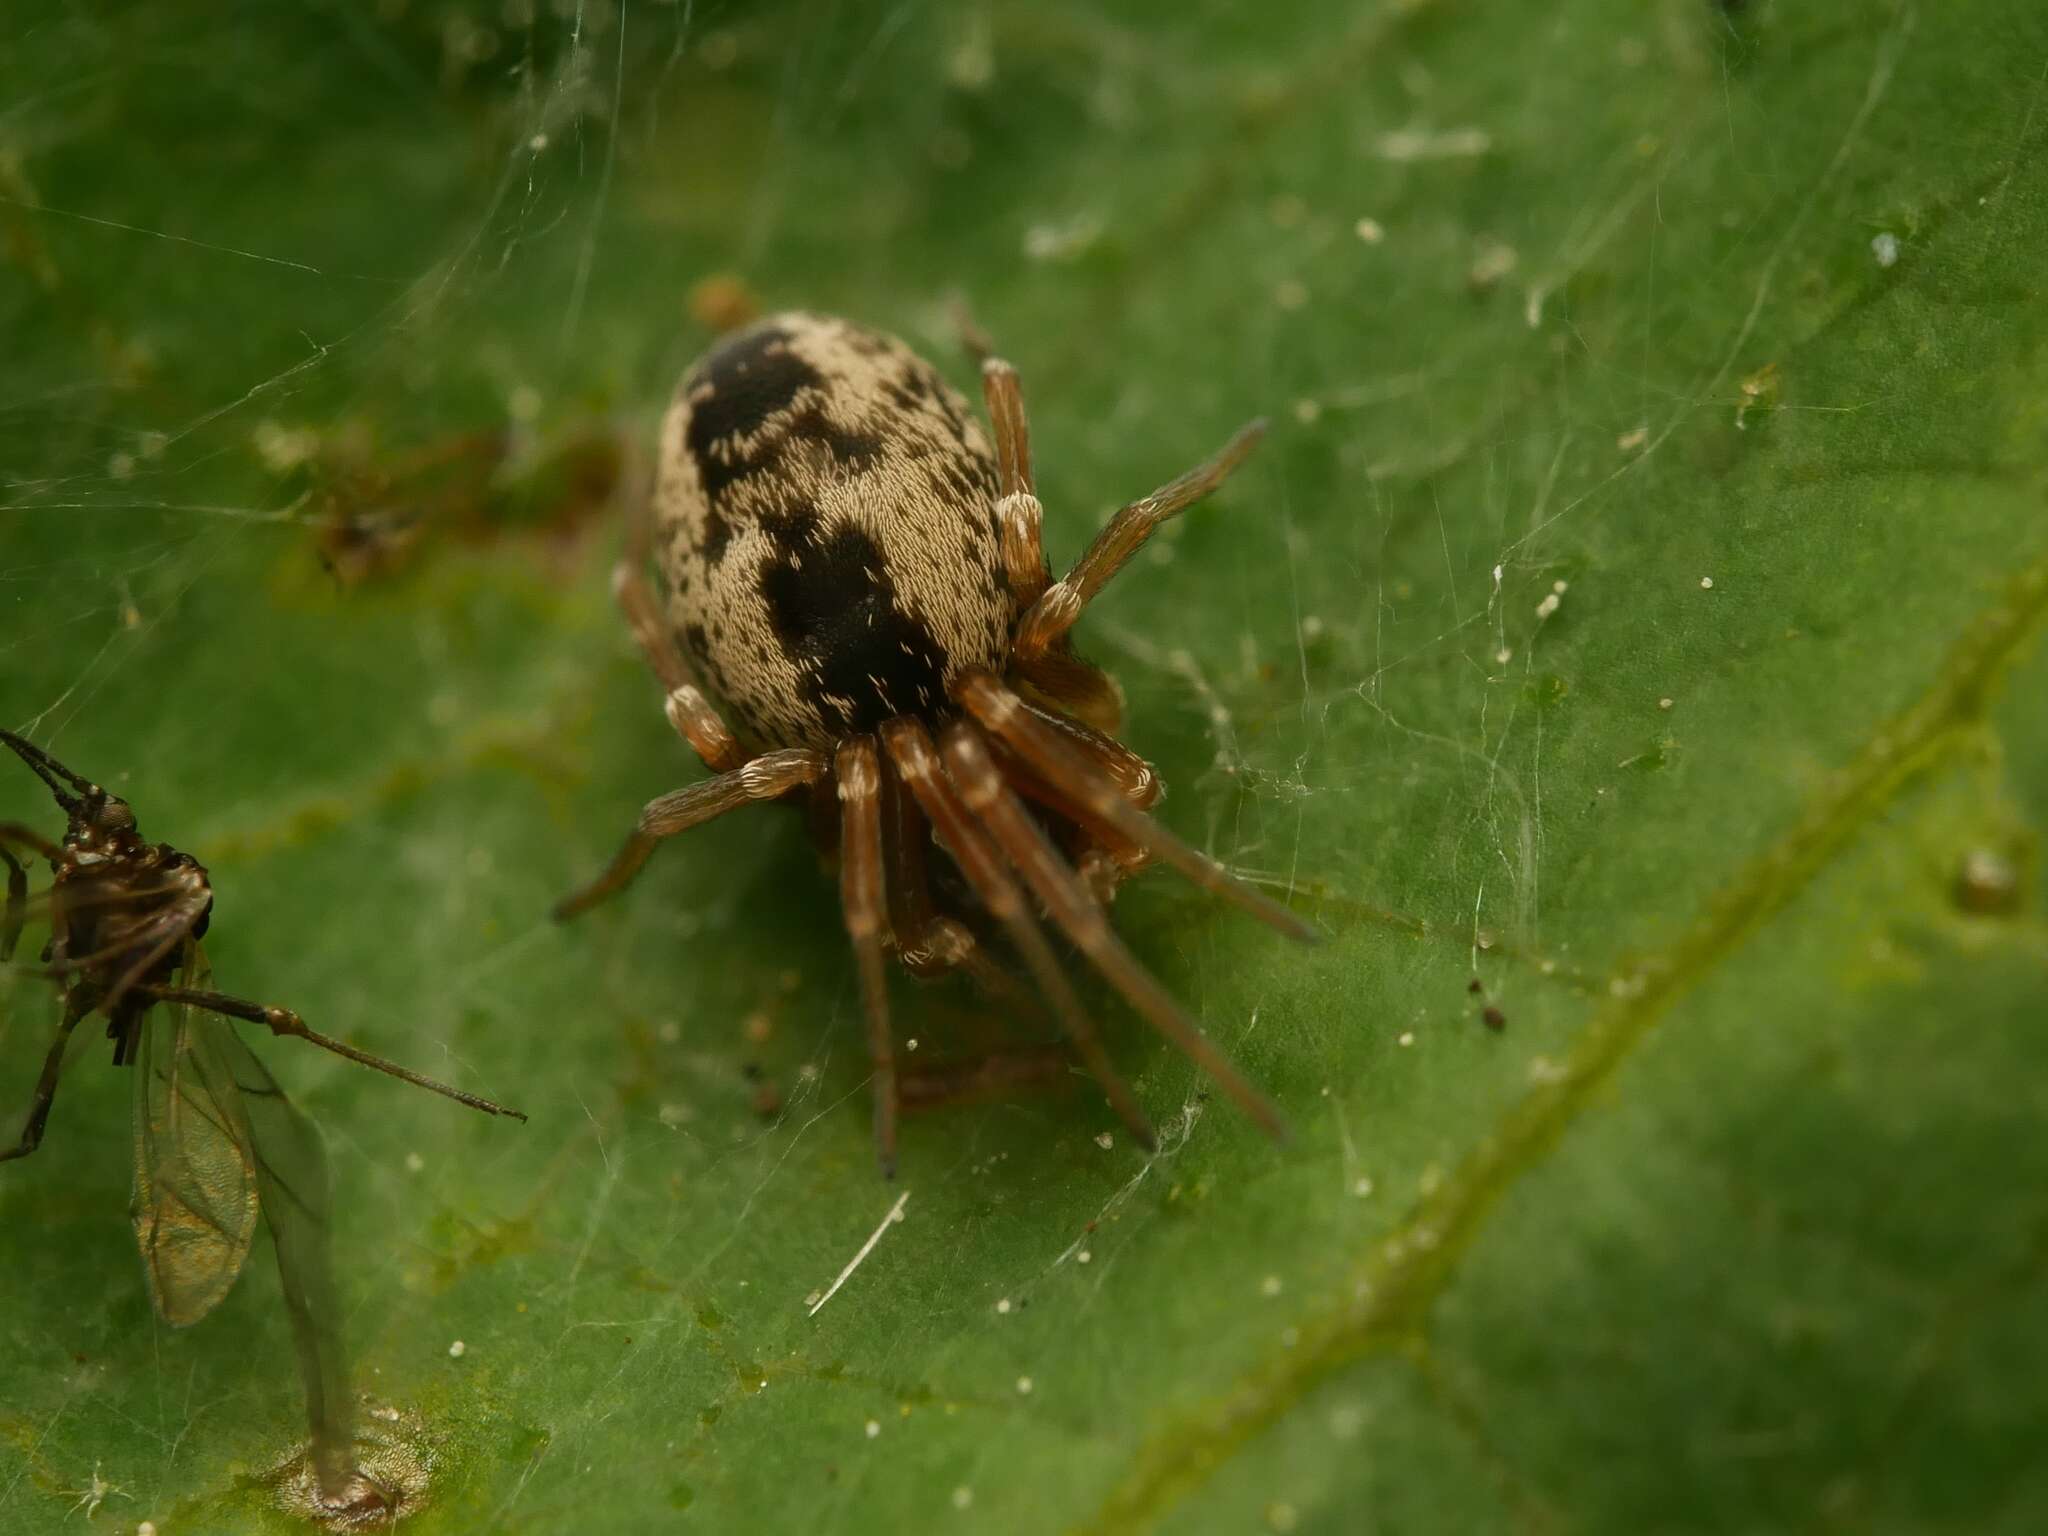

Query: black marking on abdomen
[
  {"left": 686, "top": 325, "right": 817, "bottom": 501},
  {"left": 759, "top": 523, "right": 951, "bottom": 732}
]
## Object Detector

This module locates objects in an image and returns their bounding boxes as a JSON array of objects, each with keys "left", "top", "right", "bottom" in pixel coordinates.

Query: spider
[
  {"left": 555, "top": 313, "right": 1313, "bottom": 1173},
  {"left": 0, "top": 729, "right": 525, "bottom": 1513}
]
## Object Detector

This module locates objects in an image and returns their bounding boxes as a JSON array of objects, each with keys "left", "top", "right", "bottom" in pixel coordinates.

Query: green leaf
[{"left": 4, "top": 1, "right": 2046, "bottom": 1531}]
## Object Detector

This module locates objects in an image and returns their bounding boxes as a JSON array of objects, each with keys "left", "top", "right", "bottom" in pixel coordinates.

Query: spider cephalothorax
[{"left": 556, "top": 312, "right": 1312, "bottom": 1173}]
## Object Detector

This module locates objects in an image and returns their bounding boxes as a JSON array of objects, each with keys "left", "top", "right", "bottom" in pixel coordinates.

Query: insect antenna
[{"left": 0, "top": 729, "right": 94, "bottom": 813}]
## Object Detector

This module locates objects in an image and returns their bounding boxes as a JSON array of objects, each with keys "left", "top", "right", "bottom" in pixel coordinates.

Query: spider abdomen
[{"left": 654, "top": 312, "right": 1011, "bottom": 752}]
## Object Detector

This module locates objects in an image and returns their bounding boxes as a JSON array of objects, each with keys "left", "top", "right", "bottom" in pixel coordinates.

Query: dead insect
[
  {"left": 555, "top": 312, "right": 1314, "bottom": 1173},
  {"left": 0, "top": 729, "right": 523, "bottom": 1516}
]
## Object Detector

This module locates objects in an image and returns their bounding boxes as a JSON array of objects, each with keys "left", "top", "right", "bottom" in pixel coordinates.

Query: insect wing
[
  {"left": 130, "top": 958, "right": 262, "bottom": 1325},
  {"left": 199, "top": 984, "right": 359, "bottom": 1499}
]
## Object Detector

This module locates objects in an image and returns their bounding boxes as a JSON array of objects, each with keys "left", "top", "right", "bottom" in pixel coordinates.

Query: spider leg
[
  {"left": 879, "top": 761, "right": 1037, "bottom": 1013},
  {"left": 1012, "top": 648, "right": 1126, "bottom": 736},
  {"left": 141, "top": 985, "right": 525, "bottom": 1120},
  {"left": 979, "top": 357, "right": 1050, "bottom": 615},
  {"left": 883, "top": 718, "right": 1157, "bottom": 1150},
  {"left": 1012, "top": 418, "right": 1266, "bottom": 664},
  {"left": 956, "top": 672, "right": 1315, "bottom": 942},
  {"left": 553, "top": 748, "right": 827, "bottom": 920},
  {"left": 936, "top": 719, "right": 1287, "bottom": 1139},
  {"left": 835, "top": 737, "right": 898, "bottom": 1177},
  {"left": 609, "top": 436, "right": 746, "bottom": 774},
  {"left": 0, "top": 991, "right": 89, "bottom": 1162}
]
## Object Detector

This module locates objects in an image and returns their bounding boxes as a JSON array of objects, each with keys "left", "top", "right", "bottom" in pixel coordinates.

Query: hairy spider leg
[
  {"left": 955, "top": 672, "right": 1315, "bottom": 942},
  {"left": 610, "top": 440, "right": 747, "bottom": 774},
  {"left": 553, "top": 748, "right": 828, "bottom": 920},
  {"left": 879, "top": 763, "right": 1041, "bottom": 1017},
  {"left": 883, "top": 717, "right": 1158, "bottom": 1150},
  {"left": 1011, "top": 417, "right": 1267, "bottom": 666},
  {"left": 973, "top": 354, "right": 1126, "bottom": 731},
  {"left": 936, "top": 720, "right": 1287, "bottom": 1139},
  {"left": 980, "top": 356, "right": 1049, "bottom": 614},
  {"left": 835, "top": 737, "right": 898, "bottom": 1176}
]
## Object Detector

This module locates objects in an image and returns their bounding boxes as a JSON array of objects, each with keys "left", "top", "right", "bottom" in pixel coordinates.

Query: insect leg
[
  {"left": 936, "top": 719, "right": 1287, "bottom": 1140},
  {"left": 0, "top": 992, "right": 88, "bottom": 1162},
  {"left": 143, "top": 984, "right": 527, "bottom": 1120},
  {"left": 1, "top": 843, "right": 24, "bottom": 961},
  {"left": 1011, "top": 418, "right": 1266, "bottom": 663},
  {"left": 955, "top": 672, "right": 1315, "bottom": 942},
  {"left": 883, "top": 718, "right": 1157, "bottom": 1150},
  {"left": 552, "top": 748, "right": 827, "bottom": 920}
]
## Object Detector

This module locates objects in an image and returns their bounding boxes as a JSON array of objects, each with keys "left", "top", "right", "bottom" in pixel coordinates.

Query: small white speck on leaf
[
  {"left": 529, "top": 131, "right": 548, "bottom": 151},
  {"left": 1467, "top": 240, "right": 1518, "bottom": 290},
  {"left": 1261, "top": 1274, "right": 1284, "bottom": 1298},
  {"left": 1872, "top": 231, "right": 1900, "bottom": 267},
  {"left": 995, "top": 1297, "right": 1012, "bottom": 1315},
  {"left": 906, "top": 1037, "right": 919, "bottom": 1052},
  {"left": 139, "top": 1524, "right": 158, "bottom": 1536},
  {"left": 1353, "top": 1176, "right": 1374, "bottom": 1197},
  {"left": 1016, "top": 1376, "right": 1034, "bottom": 1395},
  {"left": 1397, "top": 1031, "right": 1415, "bottom": 1047},
  {"left": 1293, "top": 397, "right": 1322, "bottom": 424},
  {"left": 448, "top": 1340, "right": 466, "bottom": 1359},
  {"left": 405, "top": 1151, "right": 425, "bottom": 1174},
  {"left": 1094, "top": 1132, "right": 1114, "bottom": 1151},
  {"left": 1495, "top": 646, "right": 1513, "bottom": 664},
  {"left": 865, "top": 1419, "right": 881, "bottom": 1439},
  {"left": 1700, "top": 576, "right": 1715, "bottom": 590},
  {"left": 1535, "top": 592, "right": 1561, "bottom": 620},
  {"left": 953, "top": 1486, "right": 974, "bottom": 1510},
  {"left": 1077, "top": 1249, "right": 1093, "bottom": 1265},
  {"left": 1355, "top": 216, "right": 1385, "bottom": 244},
  {"left": 1378, "top": 126, "right": 1492, "bottom": 161},
  {"left": 1658, "top": 696, "right": 1674, "bottom": 710}
]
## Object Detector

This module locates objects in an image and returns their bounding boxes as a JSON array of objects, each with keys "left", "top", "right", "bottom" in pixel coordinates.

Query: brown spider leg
[
  {"left": 1012, "top": 418, "right": 1267, "bottom": 665},
  {"left": 956, "top": 672, "right": 1315, "bottom": 942},
  {"left": 609, "top": 436, "right": 745, "bottom": 774},
  {"left": 142, "top": 985, "right": 525, "bottom": 1120},
  {"left": 980, "top": 357, "right": 1050, "bottom": 616},
  {"left": 835, "top": 737, "right": 898, "bottom": 1177},
  {"left": 553, "top": 748, "right": 827, "bottom": 920},
  {"left": 880, "top": 765, "right": 1038, "bottom": 1016},
  {"left": 883, "top": 718, "right": 1158, "bottom": 1150},
  {"left": 0, "top": 991, "right": 89, "bottom": 1162},
  {"left": 1011, "top": 647, "right": 1127, "bottom": 737},
  {"left": 937, "top": 720, "right": 1287, "bottom": 1139}
]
